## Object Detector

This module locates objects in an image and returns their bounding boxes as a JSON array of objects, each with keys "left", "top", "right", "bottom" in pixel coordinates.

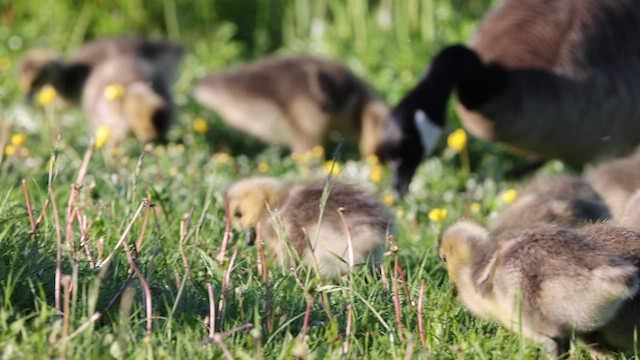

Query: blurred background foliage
[{"left": 0, "top": 0, "right": 496, "bottom": 105}]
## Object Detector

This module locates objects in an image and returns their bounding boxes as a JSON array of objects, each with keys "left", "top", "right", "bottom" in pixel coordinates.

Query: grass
[{"left": 0, "top": 0, "right": 610, "bottom": 359}]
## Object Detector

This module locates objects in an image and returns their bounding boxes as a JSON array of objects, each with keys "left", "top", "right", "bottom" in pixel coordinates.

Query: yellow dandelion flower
[
  {"left": 370, "top": 165, "right": 383, "bottom": 183},
  {"left": 323, "top": 160, "right": 342, "bottom": 176},
  {"left": 214, "top": 152, "right": 232, "bottom": 165},
  {"left": 311, "top": 145, "right": 324, "bottom": 159},
  {"left": 447, "top": 128, "right": 468, "bottom": 153},
  {"left": 501, "top": 188, "right": 518, "bottom": 204},
  {"left": 193, "top": 117, "right": 209, "bottom": 134},
  {"left": 19, "top": 148, "right": 29, "bottom": 157},
  {"left": 470, "top": 202, "right": 482, "bottom": 213},
  {"left": 428, "top": 208, "right": 448, "bottom": 223},
  {"left": 95, "top": 126, "right": 110, "bottom": 150},
  {"left": 366, "top": 154, "right": 379, "bottom": 165},
  {"left": 10, "top": 133, "right": 26, "bottom": 147},
  {"left": 4, "top": 144, "right": 16, "bottom": 156},
  {"left": 383, "top": 194, "right": 395, "bottom": 206},
  {"left": 395, "top": 208, "right": 405, "bottom": 218},
  {"left": 169, "top": 166, "right": 179, "bottom": 176},
  {"left": 104, "top": 84, "right": 125, "bottom": 100},
  {"left": 258, "top": 162, "right": 269, "bottom": 173},
  {"left": 37, "top": 85, "right": 57, "bottom": 106}
]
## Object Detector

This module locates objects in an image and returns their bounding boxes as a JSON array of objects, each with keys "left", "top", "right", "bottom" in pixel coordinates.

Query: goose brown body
[{"left": 194, "top": 56, "right": 388, "bottom": 156}]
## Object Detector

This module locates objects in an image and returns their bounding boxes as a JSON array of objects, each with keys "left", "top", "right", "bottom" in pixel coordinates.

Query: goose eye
[
  {"left": 234, "top": 209, "right": 243, "bottom": 218},
  {"left": 440, "top": 255, "right": 447, "bottom": 264}
]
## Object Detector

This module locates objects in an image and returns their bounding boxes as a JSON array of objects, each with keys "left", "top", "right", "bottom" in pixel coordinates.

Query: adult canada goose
[
  {"left": 440, "top": 220, "right": 640, "bottom": 356},
  {"left": 226, "top": 177, "right": 393, "bottom": 278},
  {"left": 491, "top": 175, "right": 611, "bottom": 232},
  {"left": 194, "top": 56, "right": 389, "bottom": 156},
  {"left": 19, "top": 36, "right": 185, "bottom": 103},
  {"left": 585, "top": 153, "right": 640, "bottom": 217},
  {"left": 377, "top": 0, "right": 640, "bottom": 196},
  {"left": 81, "top": 56, "right": 174, "bottom": 144}
]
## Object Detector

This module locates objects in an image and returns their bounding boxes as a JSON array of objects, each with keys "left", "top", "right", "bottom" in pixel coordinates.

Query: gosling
[
  {"left": 440, "top": 220, "right": 639, "bottom": 356},
  {"left": 227, "top": 177, "right": 393, "bottom": 278},
  {"left": 20, "top": 36, "right": 185, "bottom": 104},
  {"left": 491, "top": 175, "right": 611, "bottom": 232},
  {"left": 585, "top": 153, "right": 640, "bottom": 218},
  {"left": 194, "top": 56, "right": 388, "bottom": 157},
  {"left": 81, "top": 56, "right": 174, "bottom": 144}
]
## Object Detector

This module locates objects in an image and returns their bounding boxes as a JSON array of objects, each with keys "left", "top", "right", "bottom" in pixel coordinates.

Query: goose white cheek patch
[{"left": 414, "top": 109, "right": 443, "bottom": 158}]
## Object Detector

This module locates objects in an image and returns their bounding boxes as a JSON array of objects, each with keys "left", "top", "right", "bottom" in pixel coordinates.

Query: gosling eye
[
  {"left": 440, "top": 255, "right": 447, "bottom": 264},
  {"left": 234, "top": 209, "right": 243, "bottom": 218}
]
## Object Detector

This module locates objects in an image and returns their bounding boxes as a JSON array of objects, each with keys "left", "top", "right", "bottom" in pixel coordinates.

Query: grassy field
[{"left": 0, "top": 0, "right": 605, "bottom": 359}]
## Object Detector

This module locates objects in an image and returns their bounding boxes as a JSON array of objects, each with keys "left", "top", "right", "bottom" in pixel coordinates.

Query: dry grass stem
[
  {"left": 49, "top": 185, "right": 63, "bottom": 312},
  {"left": 22, "top": 179, "right": 39, "bottom": 260},
  {"left": 217, "top": 194, "right": 232, "bottom": 262},
  {"left": 418, "top": 280, "right": 426, "bottom": 346},
  {"left": 68, "top": 312, "right": 102, "bottom": 340},
  {"left": 99, "top": 201, "right": 146, "bottom": 267},
  {"left": 208, "top": 283, "right": 216, "bottom": 338},
  {"left": 60, "top": 275, "right": 72, "bottom": 360},
  {"left": 297, "top": 294, "right": 313, "bottom": 360},
  {"left": 218, "top": 246, "right": 238, "bottom": 329},
  {"left": 398, "top": 262, "right": 413, "bottom": 308},
  {"left": 209, "top": 323, "right": 254, "bottom": 359},
  {"left": 135, "top": 201, "right": 153, "bottom": 251},
  {"left": 337, "top": 207, "right": 354, "bottom": 268},
  {"left": 65, "top": 139, "right": 95, "bottom": 262},
  {"left": 343, "top": 304, "right": 353, "bottom": 356},
  {"left": 256, "top": 223, "right": 273, "bottom": 333},
  {"left": 393, "top": 254, "right": 404, "bottom": 341},
  {"left": 121, "top": 237, "right": 153, "bottom": 335},
  {"left": 76, "top": 211, "right": 95, "bottom": 268},
  {"left": 380, "top": 264, "right": 389, "bottom": 291},
  {"left": 105, "top": 273, "right": 135, "bottom": 312}
]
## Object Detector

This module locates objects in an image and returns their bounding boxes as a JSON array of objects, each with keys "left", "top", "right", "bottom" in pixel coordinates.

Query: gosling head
[
  {"left": 122, "top": 82, "right": 173, "bottom": 143},
  {"left": 226, "top": 177, "right": 287, "bottom": 244},
  {"left": 19, "top": 49, "right": 64, "bottom": 101},
  {"left": 440, "top": 220, "right": 489, "bottom": 282}
]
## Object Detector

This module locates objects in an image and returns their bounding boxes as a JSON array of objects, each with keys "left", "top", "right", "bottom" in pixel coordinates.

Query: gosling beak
[{"left": 246, "top": 228, "right": 257, "bottom": 246}]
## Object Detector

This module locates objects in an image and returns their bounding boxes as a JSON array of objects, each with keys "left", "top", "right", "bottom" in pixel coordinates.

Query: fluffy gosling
[
  {"left": 81, "top": 56, "right": 174, "bottom": 144},
  {"left": 194, "top": 56, "right": 388, "bottom": 156},
  {"left": 585, "top": 153, "right": 640, "bottom": 218},
  {"left": 227, "top": 177, "right": 393, "bottom": 278},
  {"left": 440, "top": 220, "right": 639, "bottom": 356},
  {"left": 491, "top": 175, "right": 611, "bottom": 232}
]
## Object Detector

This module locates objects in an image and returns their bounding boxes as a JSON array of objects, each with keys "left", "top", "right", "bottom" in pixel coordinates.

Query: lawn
[{"left": 0, "top": 0, "right": 599, "bottom": 359}]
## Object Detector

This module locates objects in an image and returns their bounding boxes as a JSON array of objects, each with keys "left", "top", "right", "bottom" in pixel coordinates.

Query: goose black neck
[{"left": 406, "top": 45, "right": 494, "bottom": 126}]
